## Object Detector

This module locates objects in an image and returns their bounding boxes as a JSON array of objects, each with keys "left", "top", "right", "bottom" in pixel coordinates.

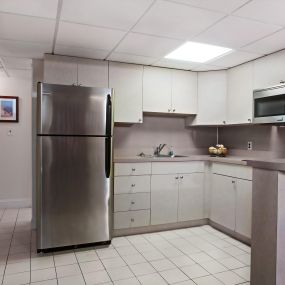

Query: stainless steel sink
[{"left": 154, "top": 154, "right": 188, "bottom": 158}]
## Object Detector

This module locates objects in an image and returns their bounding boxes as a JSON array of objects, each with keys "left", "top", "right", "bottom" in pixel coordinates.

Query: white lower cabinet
[
  {"left": 236, "top": 179, "right": 252, "bottom": 238},
  {"left": 114, "top": 210, "right": 150, "bottom": 229},
  {"left": 211, "top": 174, "right": 236, "bottom": 231},
  {"left": 178, "top": 173, "right": 204, "bottom": 222},
  {"left": 151, "top": 174, "right": 179, "bottom": 225},
  {"left": 210, "top": 172, "right": 252, "bottom": 238}
]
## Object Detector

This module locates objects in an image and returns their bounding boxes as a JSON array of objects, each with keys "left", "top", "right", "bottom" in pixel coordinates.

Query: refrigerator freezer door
[
  {"left": 37, "top": 136, "right": 112, "bottom": 250},
  {"left": 38, "top": 83, "right": 113, "bottom": 136}
]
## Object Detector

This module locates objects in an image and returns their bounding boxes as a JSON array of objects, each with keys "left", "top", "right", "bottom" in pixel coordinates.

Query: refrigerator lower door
[{"left": 37, "top": 136, "right": 112, "bottom": 251}]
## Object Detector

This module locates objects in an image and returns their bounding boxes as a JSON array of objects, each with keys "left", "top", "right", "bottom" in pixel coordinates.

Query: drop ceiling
[{"left": 0, "top": 0, "right": 285, "bottom": 72}]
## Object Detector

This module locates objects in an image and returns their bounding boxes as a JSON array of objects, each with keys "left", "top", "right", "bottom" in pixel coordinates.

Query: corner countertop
[
  {"left": 245, "top": 158, "right": 285, "bottom": 171},
  {"left": 114, "top": 155, "right": 249, "bottom": 166}
]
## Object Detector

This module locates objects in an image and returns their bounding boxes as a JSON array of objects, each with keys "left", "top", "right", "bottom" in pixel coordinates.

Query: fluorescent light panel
[{"left": 165, "top": 41, "right": 232, "bottom": 63}]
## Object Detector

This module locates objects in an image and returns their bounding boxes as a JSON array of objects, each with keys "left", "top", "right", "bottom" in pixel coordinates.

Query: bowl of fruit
[{"left": 208, "top": 144, "right": 228, "bottom": 157}]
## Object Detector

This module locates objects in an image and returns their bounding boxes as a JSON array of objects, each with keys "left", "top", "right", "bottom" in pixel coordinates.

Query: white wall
[{"left": 0, "top": 76, "right": 32, "bottom": 208}]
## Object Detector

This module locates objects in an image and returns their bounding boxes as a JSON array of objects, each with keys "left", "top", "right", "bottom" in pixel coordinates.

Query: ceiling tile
[
  {"left": 209, "top": 50, "right": 261, "bottom": 67},
  {"left": 192, "top": 64, "right": 225, "bottom": 71},
  {"left": 8, "top": 69, "right": 32, "bottom": 80},
  {"left": 54, "top": 45, "right": 109, "bottom": 60},
  {"left": 0, "top": 0, "right": 58, "bottom": 19},
  {"left": 169, "top": 0, "right": 249, "bottom": 13},
  {"left": 133, "top": 0, "right": 224, "bottom": 40},
  {"left": 115, "top": 32, "right": 183, "bottom": 58},
  {"left": 242, "top": 28, "right": 285, "bottom": 54},
  {"left": 0, "top": 13, "right": 55, "bottom": 43},
  {"left": 0, "top": 39, "right": 52, "bottom": 58},
  {"left": 56, "top": 21, "right": 126, "bottom": 51},
  {"left": 152, "top": 58, "right": 199, "bottom": 70},
  {"left": 108, "top": 52, "right": 156, "bottom": 65},
  {"left": 194, "top": 16, "right": 281, "bottom": 48},
  {"left": 234, "top": 0, "right": 285, "bottom": 27},
  {"left": 2, "top": 56, "right": 32, "bottom": 69},
  {"left": 61, "top": 0, "right": 153, "bottom": 31}
]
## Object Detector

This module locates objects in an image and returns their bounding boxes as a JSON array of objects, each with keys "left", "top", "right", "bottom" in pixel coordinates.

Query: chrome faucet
[{"left": 154, "top": 144, "right": 167, "bottom": 156}]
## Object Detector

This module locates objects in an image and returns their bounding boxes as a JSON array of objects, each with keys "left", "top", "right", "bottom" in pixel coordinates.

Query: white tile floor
[{"left": 0, "top": 208, "right": 251, "bottom": 285}]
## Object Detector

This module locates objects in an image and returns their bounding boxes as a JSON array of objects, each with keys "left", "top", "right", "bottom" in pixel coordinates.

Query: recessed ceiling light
[{"left": 165, "top": 41, "right": 232, "bottom": 63}]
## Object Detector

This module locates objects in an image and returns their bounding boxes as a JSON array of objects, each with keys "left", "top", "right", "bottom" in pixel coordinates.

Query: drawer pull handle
[
  {"left": 180, "top": 176, "right": 184, "bottom": 179},
  {"left": 132, "top": 168, "right": 136, "bottom": 171},
  {"left": 131, "top": 218, "right": 134, "bottom": 222},
  {"left": 131, "top": 184, "right": 136, "bottom": 187},
  {"left": 131, "top": 201, "right": 135, "bottom": 205},
  {"left": 175, "top": 176, "right": 179, "bottom": 179}
]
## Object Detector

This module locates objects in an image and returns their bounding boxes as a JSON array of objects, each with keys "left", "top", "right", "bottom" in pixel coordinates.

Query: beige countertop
[
  {"left": 246, "top": 158, "right": 285, "bottom": 171},
  {"left": 114, "top": 155, "right": 250, "bottom": 166}
]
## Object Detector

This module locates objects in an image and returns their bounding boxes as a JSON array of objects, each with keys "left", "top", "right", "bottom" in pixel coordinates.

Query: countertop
[
  {"left": 246, "top": 158, "right": 285, "bottom": 171},
  {"left": 114, "top": 155, "right": 249, "bottom": 166}
]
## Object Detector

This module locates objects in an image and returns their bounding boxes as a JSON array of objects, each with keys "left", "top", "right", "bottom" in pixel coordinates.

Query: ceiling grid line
[
  {"left": 51, "top": 0, "right": 64, "bottom": 54},
  {"left": 104, "top": 0, "right": 158, "bottom": 60}
]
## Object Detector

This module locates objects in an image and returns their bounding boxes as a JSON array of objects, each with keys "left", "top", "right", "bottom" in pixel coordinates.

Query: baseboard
[
  {"left": 113, "top": 219, "right": 208, "bottom": 237},
  {"left": 0, "top": 199, "right": 32, "bottom": 209}
]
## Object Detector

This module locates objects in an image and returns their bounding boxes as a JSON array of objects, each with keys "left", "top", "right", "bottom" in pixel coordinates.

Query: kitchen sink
[{"left": 154, "top": 154, "right": 188, "bottom": 158}]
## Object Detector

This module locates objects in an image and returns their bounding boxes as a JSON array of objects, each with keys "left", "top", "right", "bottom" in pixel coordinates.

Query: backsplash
[
  {"left": 114, "top": 116, "right": 217, "bottom": 157},
  {"left": 219, "top": 125, "right": 285, "bottom": 158}
]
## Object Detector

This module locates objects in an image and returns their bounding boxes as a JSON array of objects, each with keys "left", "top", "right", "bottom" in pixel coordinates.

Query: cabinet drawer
[
  {"left": 114, "top": 210, "right": 150, "bottom": 229},
  {"left": 152, "top": 161, "right": 204, "bottom": 175},
  {"left": 114, "top": 176, "right": 150, "bottom": 194},
  {"left": 212, "top": 163, "right": 252, "bottom": 180},
  {"left": 114, "top": 193, "right": 150, "bottom": 212},
  {"left": 114, "top": 163, "right": 151, "bottom": 176}
]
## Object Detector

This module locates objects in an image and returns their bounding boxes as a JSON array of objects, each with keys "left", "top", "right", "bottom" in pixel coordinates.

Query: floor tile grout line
[
  {"left": 1, "top": 208, "right": 20, "bottom": 285},
  {"left": 74, "top": 249, "right": 87, "bottom": 285}
]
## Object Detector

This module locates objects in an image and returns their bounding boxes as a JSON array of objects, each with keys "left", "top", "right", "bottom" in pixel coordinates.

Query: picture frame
[{"left": 0, "top": 96, "right": 19, "bottom": 123}]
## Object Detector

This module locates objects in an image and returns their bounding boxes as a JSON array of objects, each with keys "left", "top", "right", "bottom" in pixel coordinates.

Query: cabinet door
[
  {"left": 151, "top": 174, "right": 178, "bottom": 225},
  {"left": 235, "top": 179, "right": 252, "bottom": 238},
  {"left": 227, "top": 62, "right": 253, "bottom": 124},
  {"left": 190, "top": 71, "right": 227, "bottom": 125},
  {"left": 172, "top": 70, "right": 197, "bottom": 115},
  {"left": 109, "top": 62, "right": 143, "bottom": 123},
  {"left": 178, "top": 173, "right": 204, "bottom": 222},
  {"left": 253, "top": 50, "right": 285, "bottom": 89},
  {"left": 44, "top": 55, "right": 77, "bottom": 85},
  {"left": 143, "top": 66, "right": 172, "bottom": 113},
  {"left": 77, "top": 59, "right": 108, "bottom": 88},
  {"left": 210, "top": 174, "right": 236, "bottom": 231}
]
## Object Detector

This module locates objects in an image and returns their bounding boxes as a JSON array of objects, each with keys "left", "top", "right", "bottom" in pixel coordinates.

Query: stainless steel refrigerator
[{"left": 36, "top": 82, "right": 113, "bottom": 252}]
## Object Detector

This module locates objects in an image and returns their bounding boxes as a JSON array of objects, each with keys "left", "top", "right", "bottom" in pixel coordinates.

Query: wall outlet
[{"left": 247, "top": 141, "right": 253, "bottom": 150}]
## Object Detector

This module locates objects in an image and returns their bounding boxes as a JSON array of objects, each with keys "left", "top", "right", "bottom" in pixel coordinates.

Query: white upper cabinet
[
  {"left": 253, "top": 50, "right": 285, "bottom": 89},
  {"left": 44, "top": 55, "right": 77, "bottom": 85},
  {"left": 109, "top": 62, "right": 143, "bottom": 124},
  {"left": 143, "top": 66, "right": 197, "bottom": 115},
  {"left": 172, "top": 70, "right": 197, "bottom": 114},
  {"left": 77, "top": 59, "right": 108, "bottom": 88},
  {"left": 143, "top": 66, "right": 172, "bottom": 114},
  {"left": 227, "top": 62, "right": 254, "bottom": 125},
  {"left": 187, "top": 70, "right": 227, "bottom": 126},
  {"left": 44, "top": 55, "right": 108, "bottom": 88}
]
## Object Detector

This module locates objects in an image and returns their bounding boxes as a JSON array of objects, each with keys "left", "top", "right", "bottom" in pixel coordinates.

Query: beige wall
[{"left": 0, "top": 76, "right": 32, "bottom": 207}]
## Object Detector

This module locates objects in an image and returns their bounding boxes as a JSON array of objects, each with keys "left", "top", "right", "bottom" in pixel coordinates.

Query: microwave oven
[{"left": 253, "top": 84, "right": 285, "bottom": 124}]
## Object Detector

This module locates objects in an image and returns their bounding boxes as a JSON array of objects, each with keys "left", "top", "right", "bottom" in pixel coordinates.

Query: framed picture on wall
[{"left": 0, "top": 96, "right": 19, "bottom": 122}]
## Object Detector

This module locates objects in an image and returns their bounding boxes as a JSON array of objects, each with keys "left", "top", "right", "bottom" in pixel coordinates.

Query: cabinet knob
[
  {"left": 280, "top": 80, "right": 285, "bottom": 84},
  {"left": 232, "top": 180, "right": 235, "bottom": 184},
  {"left": 168, "top": 109, "right": 171, "bottom": 112},
  {"left": 248, "top": 118, "right": 251, "bottom": 122},
  {"left": 173, "top": 109, "right": 176, "bottom": 112},
  {"left": 131, "top": 184, "right": 136, "bottom": 187},
  {"left": 132, "top": 168, "right": 136, "bottom": 171},
  {"left": 131, "top": 218, "right": 134, "bottom": 222},
  {"left": 180, "top": 176, "right": 184, "bottom": 179},
  {"left": 131, "top": 201, "right": 135, "bottom": 205},
  {"left": 138, "top": 118, "right": 142, "bottom": 122},
  {"left": 223, "top": 121, "right": 226, "bottom": 124},
  {"left": 175, "top": 176, "right": 179, "bottom": 180}
]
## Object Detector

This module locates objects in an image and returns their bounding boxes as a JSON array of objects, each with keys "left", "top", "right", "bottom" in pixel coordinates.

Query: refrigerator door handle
[
  {"left": 106, "top": 94, "right": 112, "bottom": 136},
  {"left": 105, "top": 137, "right": 111, "bottom": 178}
]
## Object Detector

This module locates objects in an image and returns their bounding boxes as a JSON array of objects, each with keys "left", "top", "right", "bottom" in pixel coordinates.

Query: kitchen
[{"left": 0, "top": 0, "right": 285, "bottom": 285}]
